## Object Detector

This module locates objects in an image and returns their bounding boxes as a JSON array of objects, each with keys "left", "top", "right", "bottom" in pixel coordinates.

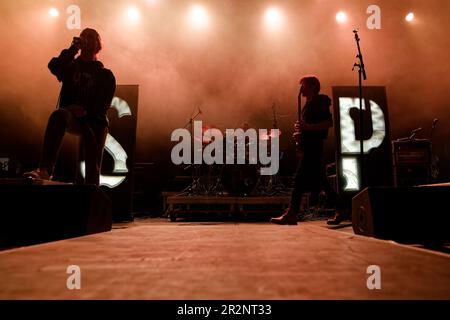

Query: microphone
[{"left": 432, "top": 118, "right": 439, "bottom": 127}]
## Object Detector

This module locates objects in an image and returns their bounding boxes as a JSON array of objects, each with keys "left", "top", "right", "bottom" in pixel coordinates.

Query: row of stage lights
[
  {"left": 334, "top": 11, "right": 415, "bottom": 23},
  {"left": 48, "top": 4, "right": 416, "bottom": 31}
]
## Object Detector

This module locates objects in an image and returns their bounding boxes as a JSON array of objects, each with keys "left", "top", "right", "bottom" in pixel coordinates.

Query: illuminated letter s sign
[{"left": 80, "top": 97, "right": 132, "bottom": 188}]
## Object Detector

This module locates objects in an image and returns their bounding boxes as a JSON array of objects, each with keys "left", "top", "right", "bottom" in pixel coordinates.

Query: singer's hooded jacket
[{"left": 48, "top": 45, "right": 116, "bottom": 127}]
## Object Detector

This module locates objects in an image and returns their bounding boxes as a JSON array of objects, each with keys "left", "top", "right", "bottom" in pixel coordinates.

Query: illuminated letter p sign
[{"left": 339, "top": 97, "right": 386, "bottom": 191}]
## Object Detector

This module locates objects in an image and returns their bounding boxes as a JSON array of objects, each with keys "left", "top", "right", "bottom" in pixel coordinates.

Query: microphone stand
[
  {"left": 183, "top": 107, "right": 202, "bottom": 133},
  {"left": 352, "top": 29, "right": 367, "bottom": 190},
  {"left": 180, "top": 107, "right": 202, "bottom": 195}
]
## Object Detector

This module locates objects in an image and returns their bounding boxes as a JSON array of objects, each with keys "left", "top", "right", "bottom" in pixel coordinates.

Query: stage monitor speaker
[
  {"left": 0, "top": 184, "right": 112, "bottom": 247},
  {"left": 352, "top": 186, "right": 450, "bottom": 244}
]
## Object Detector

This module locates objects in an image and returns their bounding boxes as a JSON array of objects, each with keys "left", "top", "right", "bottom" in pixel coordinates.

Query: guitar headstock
[{"left": 353, "top": 29, "right": 360, "bottom": 41}]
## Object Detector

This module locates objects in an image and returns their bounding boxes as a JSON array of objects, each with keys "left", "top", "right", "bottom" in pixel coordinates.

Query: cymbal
[{"left": 260, "top": 129, "right": 282, "bottom": 140}]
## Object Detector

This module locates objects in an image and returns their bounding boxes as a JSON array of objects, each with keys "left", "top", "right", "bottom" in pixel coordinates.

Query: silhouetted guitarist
[{"left": 271, "top": 75, "right": 346, "bottom": 225}]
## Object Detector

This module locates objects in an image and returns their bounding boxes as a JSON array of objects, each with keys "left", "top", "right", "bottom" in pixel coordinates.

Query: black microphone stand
[
  {"left": 180, "top": 107, "right": 202, "bottom": 195},
  {"left": 352, "top": 29, "right": 367, "bottom": 190}
]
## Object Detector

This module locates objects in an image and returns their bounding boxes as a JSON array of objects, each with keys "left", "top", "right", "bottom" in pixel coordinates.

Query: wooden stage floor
[{"left": 0, "top": 218, "right": 449, "bottom": 299}]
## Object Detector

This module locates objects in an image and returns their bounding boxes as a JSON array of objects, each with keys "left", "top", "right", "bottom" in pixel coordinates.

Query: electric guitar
[{"left": 294, "top": 90, "right": 302, "bottom": 152}]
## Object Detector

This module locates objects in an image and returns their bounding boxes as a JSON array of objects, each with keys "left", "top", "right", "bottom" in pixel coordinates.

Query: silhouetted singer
[{"left": 24, "top": 28, "right": 116, "bottom": 186}]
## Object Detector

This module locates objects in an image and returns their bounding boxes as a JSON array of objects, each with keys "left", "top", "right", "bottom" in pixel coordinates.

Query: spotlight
[
  {"left": 405, "top": 12, "right": 415, "bottom": 22},
  {"left": 264, "top": 7, "right": 284, "bottom": 31},
  {"left": 187, "top": 4, "right": 209, "bottom": 30},
  {"left": 49, "top": 8, "right": 59, "bottom": 18},
  {"left": 126, "top": 6, "right": 141, "bottom": 22},
  {"left": 336, "top": 11, "right": 348, "bottom": 24}
]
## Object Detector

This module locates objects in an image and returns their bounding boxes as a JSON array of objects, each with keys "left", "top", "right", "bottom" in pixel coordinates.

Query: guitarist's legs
[
  {"left": 271, "top": 151, "right": 317, "bottom": 225},
  {"left": 290, "top": 151, "right": 321, "bottom": 213}
]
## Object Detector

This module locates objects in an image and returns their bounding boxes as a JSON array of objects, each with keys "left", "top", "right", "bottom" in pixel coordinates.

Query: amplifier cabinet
[{"left": 392, "top": 140, "right": 431, "bottom": 186}]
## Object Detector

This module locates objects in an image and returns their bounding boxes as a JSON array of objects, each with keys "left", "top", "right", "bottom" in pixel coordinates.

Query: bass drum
[{"left": 221, "top": 164, "right": 259, "bottom": 196}]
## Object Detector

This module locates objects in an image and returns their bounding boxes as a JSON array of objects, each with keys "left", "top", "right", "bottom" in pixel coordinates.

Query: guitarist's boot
[{"left": 271, "top": 208, "right": 298, "bottom": 225}]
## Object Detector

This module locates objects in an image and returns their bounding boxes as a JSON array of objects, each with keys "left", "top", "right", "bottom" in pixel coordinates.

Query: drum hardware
[
  {"left": 178, "top": 107, "right": 229, "bottom": 196},
  {"left": 179, "top": 107, "right": 208, "bottom": 196},
  {"left": 251, "top": 102, "right": 289, "bottom": 196}
]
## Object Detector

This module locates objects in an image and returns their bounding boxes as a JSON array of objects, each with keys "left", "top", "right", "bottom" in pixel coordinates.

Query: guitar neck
[
  {"left": 297, "top": 94, "right": 302, "bottom": 122},
  {"left": 295, "top": 93, "right": 302, "bottom": 151}
]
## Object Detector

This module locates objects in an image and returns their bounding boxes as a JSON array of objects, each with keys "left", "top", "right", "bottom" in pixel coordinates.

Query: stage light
[
  {"left": 187, "top": 4, "right": 209, "bottom": 30},
  {"left": 126, "top": 6, "right": 141, "bottom": 22},
  {"left": 336, "top": 11, "right": 348, "bottom": 24},
  {"left": 405, "top": 12, "right": 415, "bottom": 22},
  {"left": 264, "top": 7, "right": 284, "bottom": 31},
  {"left": 49, "top": 8, "right": 59, "bottom": 18}
]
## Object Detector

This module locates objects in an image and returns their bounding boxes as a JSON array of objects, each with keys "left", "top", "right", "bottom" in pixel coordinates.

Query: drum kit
[{"left": 178, "top": 105, "right": 290, "bottom": 197}]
